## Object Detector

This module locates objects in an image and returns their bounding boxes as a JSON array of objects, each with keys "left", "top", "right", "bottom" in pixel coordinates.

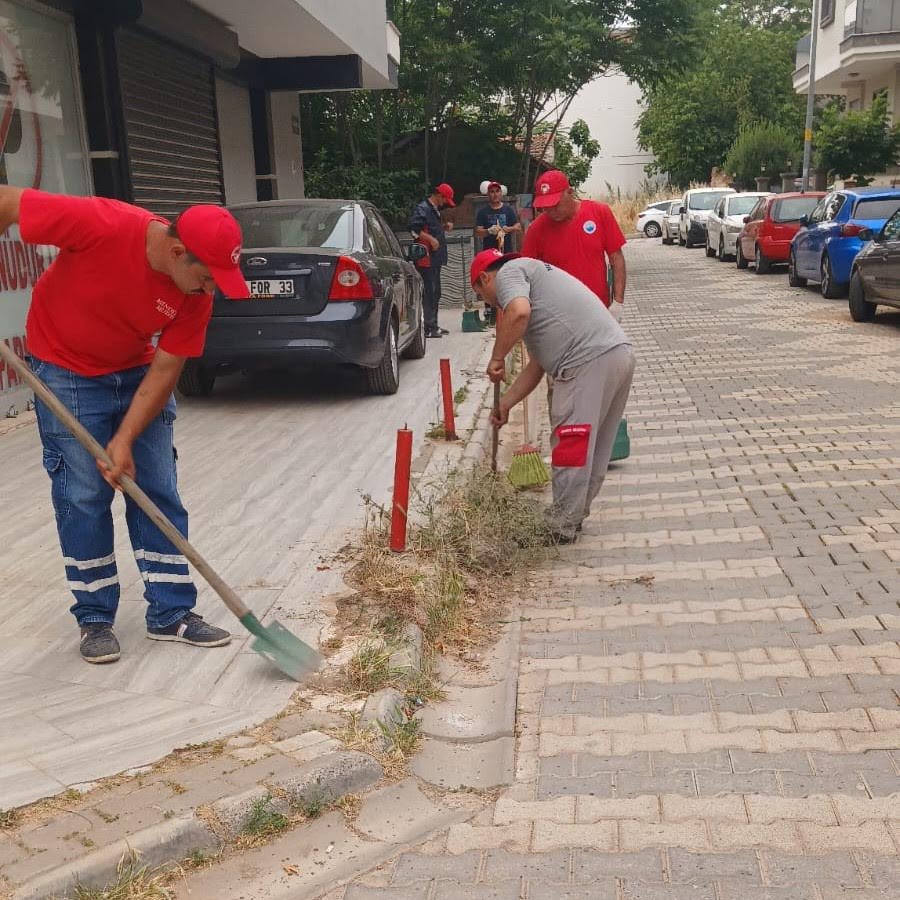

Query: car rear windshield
[
  {"left": 852, "top": 197, "right": 900, "bottom": 220},
  {"left": 689, "top": 191, "right": 732, "bottom": 210},
  {"left": 231, "top": 204, "right": 355, "bottom": 249},
  {"left": 772, "top": 197, "right": 821, "bottom": 223},
  {"left": 727, "top": 196, "right": 760, "bottom": 216}
]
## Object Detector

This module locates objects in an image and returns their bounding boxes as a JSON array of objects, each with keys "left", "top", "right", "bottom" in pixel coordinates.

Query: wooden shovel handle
[
  {"left": 491, "top": 380, "right": 501, "bottom": 473},
  {"left": 0, "top": 342, "right": 252, "bottom": 620}
]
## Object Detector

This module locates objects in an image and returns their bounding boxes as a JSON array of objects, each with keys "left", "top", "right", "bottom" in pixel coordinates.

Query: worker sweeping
[
  {"left": 0, "top": 186, "right": 250, "bottom": 664},
  {"left": 471, "top": 248, "right": 635, "bottom": 544}
]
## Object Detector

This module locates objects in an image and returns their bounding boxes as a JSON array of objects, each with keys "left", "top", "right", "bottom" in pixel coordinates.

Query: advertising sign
[{"left": 0, "top": 1, "right": 90, "bottom": 393}]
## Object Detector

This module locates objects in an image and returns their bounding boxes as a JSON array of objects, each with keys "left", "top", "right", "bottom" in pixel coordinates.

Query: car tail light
[
  {"left": 329, "top": 256, "right": 374, "bottom": 301},
  {"left": 841, "top": 224, "right": 866, "bottom": 237}
]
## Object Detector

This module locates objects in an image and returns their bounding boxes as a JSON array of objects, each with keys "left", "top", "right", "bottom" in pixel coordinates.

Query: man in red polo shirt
[
  {"left": 522, "top": 170, "right": 627, "bottom": 321},
  {"left": 0, "top": 186, "right": 249, "bottom": 664}
]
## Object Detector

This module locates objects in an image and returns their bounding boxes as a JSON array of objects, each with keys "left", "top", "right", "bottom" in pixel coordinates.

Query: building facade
[
  {"left": 794, "top": 0, "right": 900, "bottom": 184},
  {"left": 0, "top": 0, "right": 399, "bottom": 394}
]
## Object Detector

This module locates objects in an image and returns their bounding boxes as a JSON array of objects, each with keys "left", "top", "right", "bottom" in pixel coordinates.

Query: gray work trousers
[{"left": 548, "top": 344, "right": 635, "bottom": 537}]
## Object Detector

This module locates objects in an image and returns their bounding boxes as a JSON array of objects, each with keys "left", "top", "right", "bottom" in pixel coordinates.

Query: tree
[
  {"left": 552, "top": 119, "right": 600, "bottom": 189},
  {"left": 724, "top": 122, "right": 800, "bottom": 188},
  {"left": 638, "top": 3, "right": 807, "bottom": 186},
  {"left": 814, "top": 93, "right": 900, "bottom": 184}
]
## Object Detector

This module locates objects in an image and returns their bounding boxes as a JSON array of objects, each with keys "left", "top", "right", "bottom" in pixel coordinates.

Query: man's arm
[
  {"left": 100, "top": 348, "right": 186, "bottom": 489},
  {"left": 609, "top": 249, "right": 626, "bottom": 303},
  {"left": 503, "top": 205, "right": 522, "bottom": 234},
  {"left": 491, "top": 357, "right": 545, "bottom": 428},
  {"left": 487, "top": 296, "right": 531, "bottom": 382},
  {"left": 0, "top": 187, "right": 25, "bottom": 236}
]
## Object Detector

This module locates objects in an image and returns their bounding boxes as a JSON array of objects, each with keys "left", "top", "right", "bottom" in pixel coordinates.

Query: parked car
[
  {"left": 789, "top": 187, "right": 900, "bottom": 298},
  {"left": 848, "top": 209, "right": 900, "bottom": 322},
  {"left": 635, "top": 200, "right": 674, "bottom": 238},
  {"left": 661, "top": 199, "right": 682, "bottom": 245},
  {"left": 735, "top": 191, "right": 826, "bottom": 273},
  {"left": 679, "top": 187, "right": 735, "bottom": 247},
  {"left": 705, "top": 192, "right": 769, "bottom": 261},
  {"left": 178, "top": 199, "right": 427, "bottom": 398}
]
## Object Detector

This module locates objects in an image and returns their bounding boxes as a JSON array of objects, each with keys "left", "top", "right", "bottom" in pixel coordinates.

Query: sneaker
[
  {"left": 147, "top": 613, "right": 232, "bottom": 647},
  {"left": 438, "top": 327, "right": 450, "bottom": 335},
  {"left": 426, "top": 329, "right": 443, "bottom": 339},
  {"left": 80, "top": 623, "right": 121, "bottom": 664}
]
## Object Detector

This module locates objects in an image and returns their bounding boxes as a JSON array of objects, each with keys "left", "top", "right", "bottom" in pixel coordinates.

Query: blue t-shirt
[{"left": 476, "top": 203, "right": 518, "bottom": 251}]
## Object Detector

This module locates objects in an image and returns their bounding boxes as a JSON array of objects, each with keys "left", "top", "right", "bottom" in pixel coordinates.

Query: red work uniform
[{"left": 522, "top": 200, "right": 625, "bottom": 306}]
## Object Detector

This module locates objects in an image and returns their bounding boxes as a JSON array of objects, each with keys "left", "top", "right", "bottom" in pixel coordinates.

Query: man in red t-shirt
[
  {"left": 0, "top": 186, "right": 249, "bottom": 664},
  {"left": 522, "top": 170, "right": 627, "bottom": 320}
]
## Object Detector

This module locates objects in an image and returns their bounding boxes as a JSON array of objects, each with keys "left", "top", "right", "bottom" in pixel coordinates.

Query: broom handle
[
  {"left": 491, "top": 380, "right": 500, "bottom": 473},
  {"left": 0, "top": 343, "right": 252, "bottom": 620}
]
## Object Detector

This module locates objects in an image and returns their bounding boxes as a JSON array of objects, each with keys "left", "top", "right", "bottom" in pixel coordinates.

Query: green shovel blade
[{"left": 239, "top": 613, "right": 322, "bottom": 682}]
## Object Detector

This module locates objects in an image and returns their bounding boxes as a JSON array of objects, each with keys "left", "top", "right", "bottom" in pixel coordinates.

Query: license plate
[{"left": 248, "top": 279, "right": 295, "bottom": 298}]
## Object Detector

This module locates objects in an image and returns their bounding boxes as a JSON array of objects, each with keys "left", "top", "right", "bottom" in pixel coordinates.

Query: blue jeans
[{"left": 31, "top": 357, "right": 196, "bottom": 629}]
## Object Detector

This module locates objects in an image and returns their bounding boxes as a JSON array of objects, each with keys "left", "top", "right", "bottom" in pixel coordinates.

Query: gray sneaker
[
  {"left": 147, "top": 613, "right": 231, "bottom": 647},
  {"left": 80, "top": 624, "right": 121, "bottom": 664}
]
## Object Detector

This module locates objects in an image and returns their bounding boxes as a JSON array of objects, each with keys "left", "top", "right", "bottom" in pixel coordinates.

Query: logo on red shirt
[
  {"left": 583, "top": 220, "right": 597, "bottom": 235},
  {"left": 155, "top": 298, "right": 177, "bottom": 320}
]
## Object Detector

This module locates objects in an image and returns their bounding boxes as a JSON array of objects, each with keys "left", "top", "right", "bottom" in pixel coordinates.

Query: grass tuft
[
  {"left": 344, "top": 641, "right": 401, "bottom": 694},
  {"left": 241, "top": 796, "right": 289, "bottom": 838},
  {"left": 73, "top": 853, "right": 172, "bottom": 899}
]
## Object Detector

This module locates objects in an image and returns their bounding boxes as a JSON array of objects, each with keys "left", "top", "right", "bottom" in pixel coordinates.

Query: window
[
  {"left": 853, "top": 197, "right": 900, "bottom": 220},
  {"left": 772, "top": 196, "right": 822, "bottom": 223},
  {"left": 650, "top": 201, "right": 671, "bottom": 212},
  {"left": 882, "top": 211, "right": 900, "bottom": 242},
  {"left": 809, "top": 195, "right": 831, "bottom": 223},
  {"left": 729, "top": 195, "right": 763, "bottom": 217},
  {"left": 823, "top": 194, "right": 846, "bottom": 221},
  {"left": 231, "top": 204, "right": 355, "bottom": 249},
  {"left": 364, "top": 208, "right": 393, "bottom": 258},
  {"left": 714, "top": 199, "right": 725, "bottom": 218},
  {"left": 688, "top": 191, "right": 733, "bottom": 211},
  {"left": 821, "top": 0, "right": 835, "bottom": 27},
  {"left": 0, "top": 0, "right": 91, "bottom": 394}
]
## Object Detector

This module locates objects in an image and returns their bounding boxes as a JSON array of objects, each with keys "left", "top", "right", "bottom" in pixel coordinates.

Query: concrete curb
[{"left": 11, "top": 752, "right": 382, "bottom": 900}]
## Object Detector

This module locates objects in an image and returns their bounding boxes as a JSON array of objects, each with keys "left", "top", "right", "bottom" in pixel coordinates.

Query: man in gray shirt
[{"left": 470, "top": 249, "right": 635, "bottom": 542}]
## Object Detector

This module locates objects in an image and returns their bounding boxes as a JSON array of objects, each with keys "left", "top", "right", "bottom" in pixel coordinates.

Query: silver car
[
  {"left": 661, "top": 200, "right": 682, "bottom": 245},
  {"left": 705, "top": 192, "right": 770, "bottom": 261}
]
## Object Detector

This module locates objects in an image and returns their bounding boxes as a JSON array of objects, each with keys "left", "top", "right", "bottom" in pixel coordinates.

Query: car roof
[
  {"left": 686, "top": 187, "right": 734, "bottom": 193},
  {"left": 841, "top": 186, "right": 900, "bottom": 199},
  {"left": 228, "top": 199, "right": 364, "bottom": 211},
  {"left": 769, "top": 191, "right": 826, "bottom": 200}
]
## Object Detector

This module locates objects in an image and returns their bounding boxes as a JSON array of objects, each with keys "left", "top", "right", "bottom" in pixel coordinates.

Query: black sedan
[
  {"left": 848, "top": 208, "right": 900, "bottom": 323},
  {"left": 178, "top": 199, "right": 427, "bottom": 396}
]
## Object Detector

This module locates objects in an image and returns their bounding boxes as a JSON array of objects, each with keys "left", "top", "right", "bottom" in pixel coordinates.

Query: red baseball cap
[
  {"left": 470, "top": 248, "right": 520, "bottom": 287},
  {"left": 436, "top": 183, "right": 456, "bottom": 207},
  {"left": 176, "top": 205, "right": 250, "bottom": 298},
  {"left": 487, "top": 181, "right": 502, "bottom": 191},
  {"left": 533, "top": 170, "right": 571, "bottom": 208}
]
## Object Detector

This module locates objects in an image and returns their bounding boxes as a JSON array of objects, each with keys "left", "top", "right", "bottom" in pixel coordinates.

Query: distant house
[
  {"left": 794, "top": 0, "right": 900, "bottom": 184},
  {"left": 561, "top": 70, "right": 663, "bottom": 198}
]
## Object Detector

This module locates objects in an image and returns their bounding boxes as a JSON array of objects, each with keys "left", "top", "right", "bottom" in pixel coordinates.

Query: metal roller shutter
[{"left": 117, "top": 28, "right": 224, "bottom": 217}]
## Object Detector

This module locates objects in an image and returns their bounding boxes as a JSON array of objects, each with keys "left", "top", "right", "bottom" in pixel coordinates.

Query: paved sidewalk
[{"left": 337, "top": 239, "right": 900, "bottom": 898}]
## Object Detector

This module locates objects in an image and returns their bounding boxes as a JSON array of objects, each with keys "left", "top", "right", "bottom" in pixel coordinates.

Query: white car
[
  {"left": 705, "top": 192, "right": 771, "bottom": 261},
  {"left": 661, "top": 200, "right": 682, "bottom": 245},
  {"left": 679, "top": 187, "right": 736, "bottom": 248},
  {"left": 635, "top": 200, "right": 675, "bottom": 239}
]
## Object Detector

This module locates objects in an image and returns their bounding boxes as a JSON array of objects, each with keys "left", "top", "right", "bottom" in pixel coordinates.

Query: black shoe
[
  {"left": 147, "top": 613, "right": 232, "bottom": 647},
  {"left": 438, "top": 327, "right": 450, "bottom": 335},
  {"left": 80, "top": 623, "right": 121, "bottom": 664},
  {"left": 426, "top": 329, "right": 443, "bottom": 339}
]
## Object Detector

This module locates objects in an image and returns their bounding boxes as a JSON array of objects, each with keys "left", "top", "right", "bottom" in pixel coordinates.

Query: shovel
[{"left": 0, "top": 343, "right": 322, "bottom": 682}]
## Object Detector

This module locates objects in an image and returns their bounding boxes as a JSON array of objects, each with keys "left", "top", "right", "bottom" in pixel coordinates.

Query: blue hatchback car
[{"left": 789, "top": 187, "right": 900, "bottom": 298}]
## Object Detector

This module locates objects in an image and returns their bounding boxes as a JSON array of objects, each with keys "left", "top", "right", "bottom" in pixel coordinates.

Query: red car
[{"left": 736, "top": 192, "right": 826, "bottom": 273}]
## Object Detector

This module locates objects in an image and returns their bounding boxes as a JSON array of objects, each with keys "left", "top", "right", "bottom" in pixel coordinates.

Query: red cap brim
[
  {"left": 444, "top": 197, "right": 456, "bottom": 207},
  {"left": 532, "top": 191, "right": 563, "bottom": 209},
  {"left": 470, "top": 251, "right": 520, "bottom": 286},
  {"left": 210, "top": 263, "right": 250, "bottom": 299}
]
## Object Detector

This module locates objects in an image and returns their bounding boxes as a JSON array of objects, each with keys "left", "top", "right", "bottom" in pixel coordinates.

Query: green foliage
[
  {"left": 242, "top": 796, "right": 289, "bottom": 837},
  {"left": 725, "top": 123, "right": 801, "bottom": 188},
  {"left": 303, "top": 154, "right": 422, "bottom": 226},
  {"left": 553, "top": 119, "right": 601, "bottom": 189},
  {"left": 302, "top": 0, "right": 700, "bottom": 195},
  {"left": 639, "top": 6, "right": 807, "bottom": 187},
  {"left": 814, "top": 94, "right": 900, "bottom": 183}
]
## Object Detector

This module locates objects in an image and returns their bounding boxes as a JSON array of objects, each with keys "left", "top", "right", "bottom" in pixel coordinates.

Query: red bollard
[
  {"left": 390, "top": 427, "right": 413, "bottom": 552},
  {"left": 439, "top": 358, "right": 458, "bottom": 441}
]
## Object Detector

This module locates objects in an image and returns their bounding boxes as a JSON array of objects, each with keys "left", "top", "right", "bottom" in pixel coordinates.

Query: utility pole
[{"left": 801, "top": 0, "right": 821, "bottom": 192}]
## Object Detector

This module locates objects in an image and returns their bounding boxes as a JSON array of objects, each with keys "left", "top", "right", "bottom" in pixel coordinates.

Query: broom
[{"left": 508, "top": 342, "right": 551, "bottom": 488}]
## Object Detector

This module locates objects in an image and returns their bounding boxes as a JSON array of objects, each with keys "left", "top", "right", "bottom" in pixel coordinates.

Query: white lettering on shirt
[{"left": 156, "top": 298, "right": 177, "bottom": 319}]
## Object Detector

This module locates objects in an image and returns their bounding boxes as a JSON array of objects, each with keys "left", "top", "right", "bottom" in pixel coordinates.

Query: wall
[
  {"left": 215, "top": 75, "right": 257, "bottom": 204},
  {"left": 269, "top": 91, "right": 304, "bottom": 199},
  {"left": 562, "top": 71, "right": 659, "bottom": 198}
]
